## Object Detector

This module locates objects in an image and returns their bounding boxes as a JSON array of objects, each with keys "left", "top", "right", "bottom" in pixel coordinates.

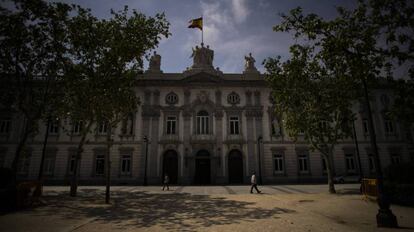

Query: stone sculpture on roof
[
  {"left": 190, "top": 43, "right": 214, "bottom": 69},
  {"left": 148, "top": 51, "right": 162, "bottom": 73},
  {"left": 244, "top": 53, "right": 257, "bottom": 72}
]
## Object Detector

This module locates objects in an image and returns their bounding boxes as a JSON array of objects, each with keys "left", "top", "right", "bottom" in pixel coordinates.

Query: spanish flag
[{"left": 188, "top": 17, "right": 203, "bottom": 30}]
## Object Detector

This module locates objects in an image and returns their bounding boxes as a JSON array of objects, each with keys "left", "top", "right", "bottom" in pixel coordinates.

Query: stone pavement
[
  {"left": 0, "top": 184, "right": 413, "bottom": 232},
  {"left": 41, "top": 183, "right": 360, "bottom": 195}
]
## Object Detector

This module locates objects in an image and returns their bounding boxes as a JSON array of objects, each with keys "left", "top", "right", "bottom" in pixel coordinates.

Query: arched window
[{"left": 196, "top": 111, "right": 209, "bottom": 134}]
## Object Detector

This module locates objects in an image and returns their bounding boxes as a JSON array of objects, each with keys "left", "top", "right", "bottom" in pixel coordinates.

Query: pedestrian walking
[
  {"left": 162, "top": 173, "right": 170, "bottom": 191},
  {"left": 250, "top": 171, "right": 261, "bottom": 194}
]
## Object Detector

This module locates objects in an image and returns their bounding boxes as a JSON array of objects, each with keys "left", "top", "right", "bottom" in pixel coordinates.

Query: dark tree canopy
[{"left": 265, "top": 0, "right": 414, "bottom": 193}]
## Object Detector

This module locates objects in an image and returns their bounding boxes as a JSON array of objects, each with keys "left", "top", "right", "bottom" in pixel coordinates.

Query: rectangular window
[
  {"left": 368, "top": 154, "right": 376, "bottom": 172},
  {"left": 49, "top": 120, "right": 59, "bottom": 134},
  {"left": 273, "top": 154, "right": 284, "bottom": 174},
  {"left": 363, "top": 120, "right": 369, "bottom": 134},
  {"left": 229, "top": 116, "right": 240, "bottom": 135},
  {"left": 0, "top": 119, "right": 11, "bottom": 134},
  {"left": 43, "top": 157, "right": 55, "bottom": 176},
  {"left": 122, "top": 114, "right": 134, "bottom": 135},
  {"left": 72, "top": 120, "right": 84, "bottom": 135},
  {"left": 298, "top": 154, "right": 309, "bottom": 173},
  {"left": 95, "top": 154, "right": 105, "bottom": 175},
  {"left": 391, "top": 154, "right": 401, "bottom": 164},
  {"left": 196, "top": 115, "right": 209, "bottom": 134},
  {"left": 120, "top": 154, "right": 131, "bottom": 175},
  {"left": 384, "top": 120, "right": 394, "bottom": 134},
  {"left": 98, "top": 121, "right": 108, "bottom": 135},
  {"left": 345, "top": 154, "right": 356, "bottom": 172},
  {"left": 166, "top": 116, "right": 177, "bottom": 135}
]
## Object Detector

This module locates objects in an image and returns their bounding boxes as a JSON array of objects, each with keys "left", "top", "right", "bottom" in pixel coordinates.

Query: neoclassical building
[{"left": 0, "top": 44, "right": 413, "bottom": 185}]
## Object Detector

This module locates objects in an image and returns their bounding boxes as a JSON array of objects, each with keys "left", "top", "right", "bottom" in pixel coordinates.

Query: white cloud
[
  {"left": 194, "top": 0, "right": 265, "bottom": 72},
  {"left": 177, "top": 0, "right": 284, "bottom": 73},
  {"left": 231, "top": 0, "right": 249, "bottom": 23}
]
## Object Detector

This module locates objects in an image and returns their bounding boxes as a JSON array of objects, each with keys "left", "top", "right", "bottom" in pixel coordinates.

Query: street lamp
[
  {"left": 143, "top": 135, "right": 149, "bottom": 186},
  {"left": 351, "top": 119, "right": 363, "bottom": 181},
  {"left": 361, "top": 78, "right": 397, "bottom": 227},
  {"left": 38, "top": 115, "right": 53, "bottom": 181},
  {"left": 257, "top": 136, "right": 263, "bottom": 185}
]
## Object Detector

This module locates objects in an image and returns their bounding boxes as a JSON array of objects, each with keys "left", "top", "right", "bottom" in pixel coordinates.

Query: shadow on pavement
[{"left": 34, "top": 189, "right": 296, "bottom": 231}]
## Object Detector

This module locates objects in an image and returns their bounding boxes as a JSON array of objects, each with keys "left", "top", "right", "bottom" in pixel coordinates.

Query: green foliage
[
  {"left": 0, "top": 0, "right": 75, "bottom": 173},
  {"left": 59, "top": 3, "right": 170, "bottom": 197},
  {"left": 265, "top": 45, "right": 356, "bottom": 155},
  {"left": 265, "top": 0, "right": 414, "bottom": 193},
  {"left": 266, "top": 0, "right": 413, "bottom": 156},
  {"left": 61, "top": 5, "right": 170, "bottom": 129},
  {"left": 0, "top": 0, "right": 72, "bottom": 122},
  {"left": 390, "top": 79, "right": 414, "bottom": 126}
]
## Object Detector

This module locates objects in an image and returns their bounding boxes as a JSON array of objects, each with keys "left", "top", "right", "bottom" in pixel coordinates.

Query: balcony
[
  {"left": 225, "top": 134, "right": 245, "bottom": 144},
  {"left": 190, "top": 134, "right": 215, "bottom": 143},
  {"left": 159, "top": 134, "right": 181, "bottom": 144}
]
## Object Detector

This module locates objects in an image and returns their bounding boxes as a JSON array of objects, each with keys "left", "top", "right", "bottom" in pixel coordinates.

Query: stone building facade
[{"left": 0, "top": 44, "right": 413, "bottom": 185}]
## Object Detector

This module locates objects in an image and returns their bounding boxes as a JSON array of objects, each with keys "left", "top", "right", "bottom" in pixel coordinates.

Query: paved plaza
[{"left": 1, "top": 184, "right": 414, "bottom": 232}]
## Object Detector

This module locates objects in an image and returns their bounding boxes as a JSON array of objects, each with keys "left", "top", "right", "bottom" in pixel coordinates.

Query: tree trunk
[
  {"left": 38, "top": 118, "right": 51, "bottom": 181},
  {"left": 324, "top": 152, "right": 336, "bottom": 194},
  {"left": 11, "top": 118, "right": 32, "bottom": 181},
  {"left": 70, "top": 122, "right": 92, "bottom": 197},
  {"left": 105, "top": 125, "right": 112, "bottom": 204}
]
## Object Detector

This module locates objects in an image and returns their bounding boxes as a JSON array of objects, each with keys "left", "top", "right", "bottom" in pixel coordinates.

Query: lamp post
[
  {"left": 143, "top": 135, "right": 149, "bottom": 186},
  {"left": 352, "top": 119, "right": 363, "bottom": 180},
  {"left": 361, "top": 78, "right": 397, "bottom": 227},
  {"left": 38, "top": 116, "right": 52, "bottom": 181},
  {"left": 257, "top": 136, "right": 263, "bottom": 185}
]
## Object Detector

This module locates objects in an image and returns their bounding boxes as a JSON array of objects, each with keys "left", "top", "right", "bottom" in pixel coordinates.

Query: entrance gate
[
  {"left": 194, "top": 150, "right": 211, "bottom": 184},
  {"left": 228, "top": 149, "right": 243, "bottom": 184},
  {"left": 163, "top": 150, "right": 178, "bottom": 184}
]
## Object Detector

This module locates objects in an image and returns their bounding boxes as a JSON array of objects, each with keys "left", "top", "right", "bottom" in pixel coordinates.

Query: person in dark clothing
[
  {"left": 250, "top": 171, "right": 261, "bottom": 194},
  {"left": 162, "top": 173, "right": 170, "bottom": 191}
]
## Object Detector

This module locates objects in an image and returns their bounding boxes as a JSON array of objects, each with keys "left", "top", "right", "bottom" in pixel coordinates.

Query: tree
[
  {"left": 391, "top": 79, "right": 414, "bottom": 141},
  {"left": 265, "top": 45, "right": 357, "bottom": 194},
  {"left": 62, "top": 6, "right": 170, "bottom": 200},
  {"left": 267, "top": 0, "right": 413, "bottom": 227},
  {"left": 0, "top": 0, "right": 73, "bottom": 180}
]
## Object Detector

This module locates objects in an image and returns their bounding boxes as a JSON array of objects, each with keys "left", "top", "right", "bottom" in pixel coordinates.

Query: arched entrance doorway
[
  {"left": 228, "top": 149, "right": 243, "bottom": 184},
  {"left": 163, "top": 150, "right": 178, "bottom": 184},
  {"left": 194, "top": 150, "right": 211, "bottom": 185}
]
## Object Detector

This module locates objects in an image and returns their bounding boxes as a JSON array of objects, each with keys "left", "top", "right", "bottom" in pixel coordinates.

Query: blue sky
[{"left": 50, "top": 0, "right": 358, "bottom": 74}]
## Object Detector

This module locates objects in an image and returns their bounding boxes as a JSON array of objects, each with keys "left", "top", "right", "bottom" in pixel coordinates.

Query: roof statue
[
  {"left": 190, "top": 43, "right": 214, "bottom": 69},
  {"left": 244, "top": 53, "right": 257, "bottom": 71},
  {"left": 184, "top": 43, "right": 222, "bottom": 77},
  {"left": 147, "top": 51, "right": 162, "bottom": 73},
  {"left": 243, "top": 52, "right": 260, "bottom": 75}
]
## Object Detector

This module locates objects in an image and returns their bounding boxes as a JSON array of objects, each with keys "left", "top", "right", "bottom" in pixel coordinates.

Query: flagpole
[{"left": 201, "top": 16, "right": 204, "bottom": 45}]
